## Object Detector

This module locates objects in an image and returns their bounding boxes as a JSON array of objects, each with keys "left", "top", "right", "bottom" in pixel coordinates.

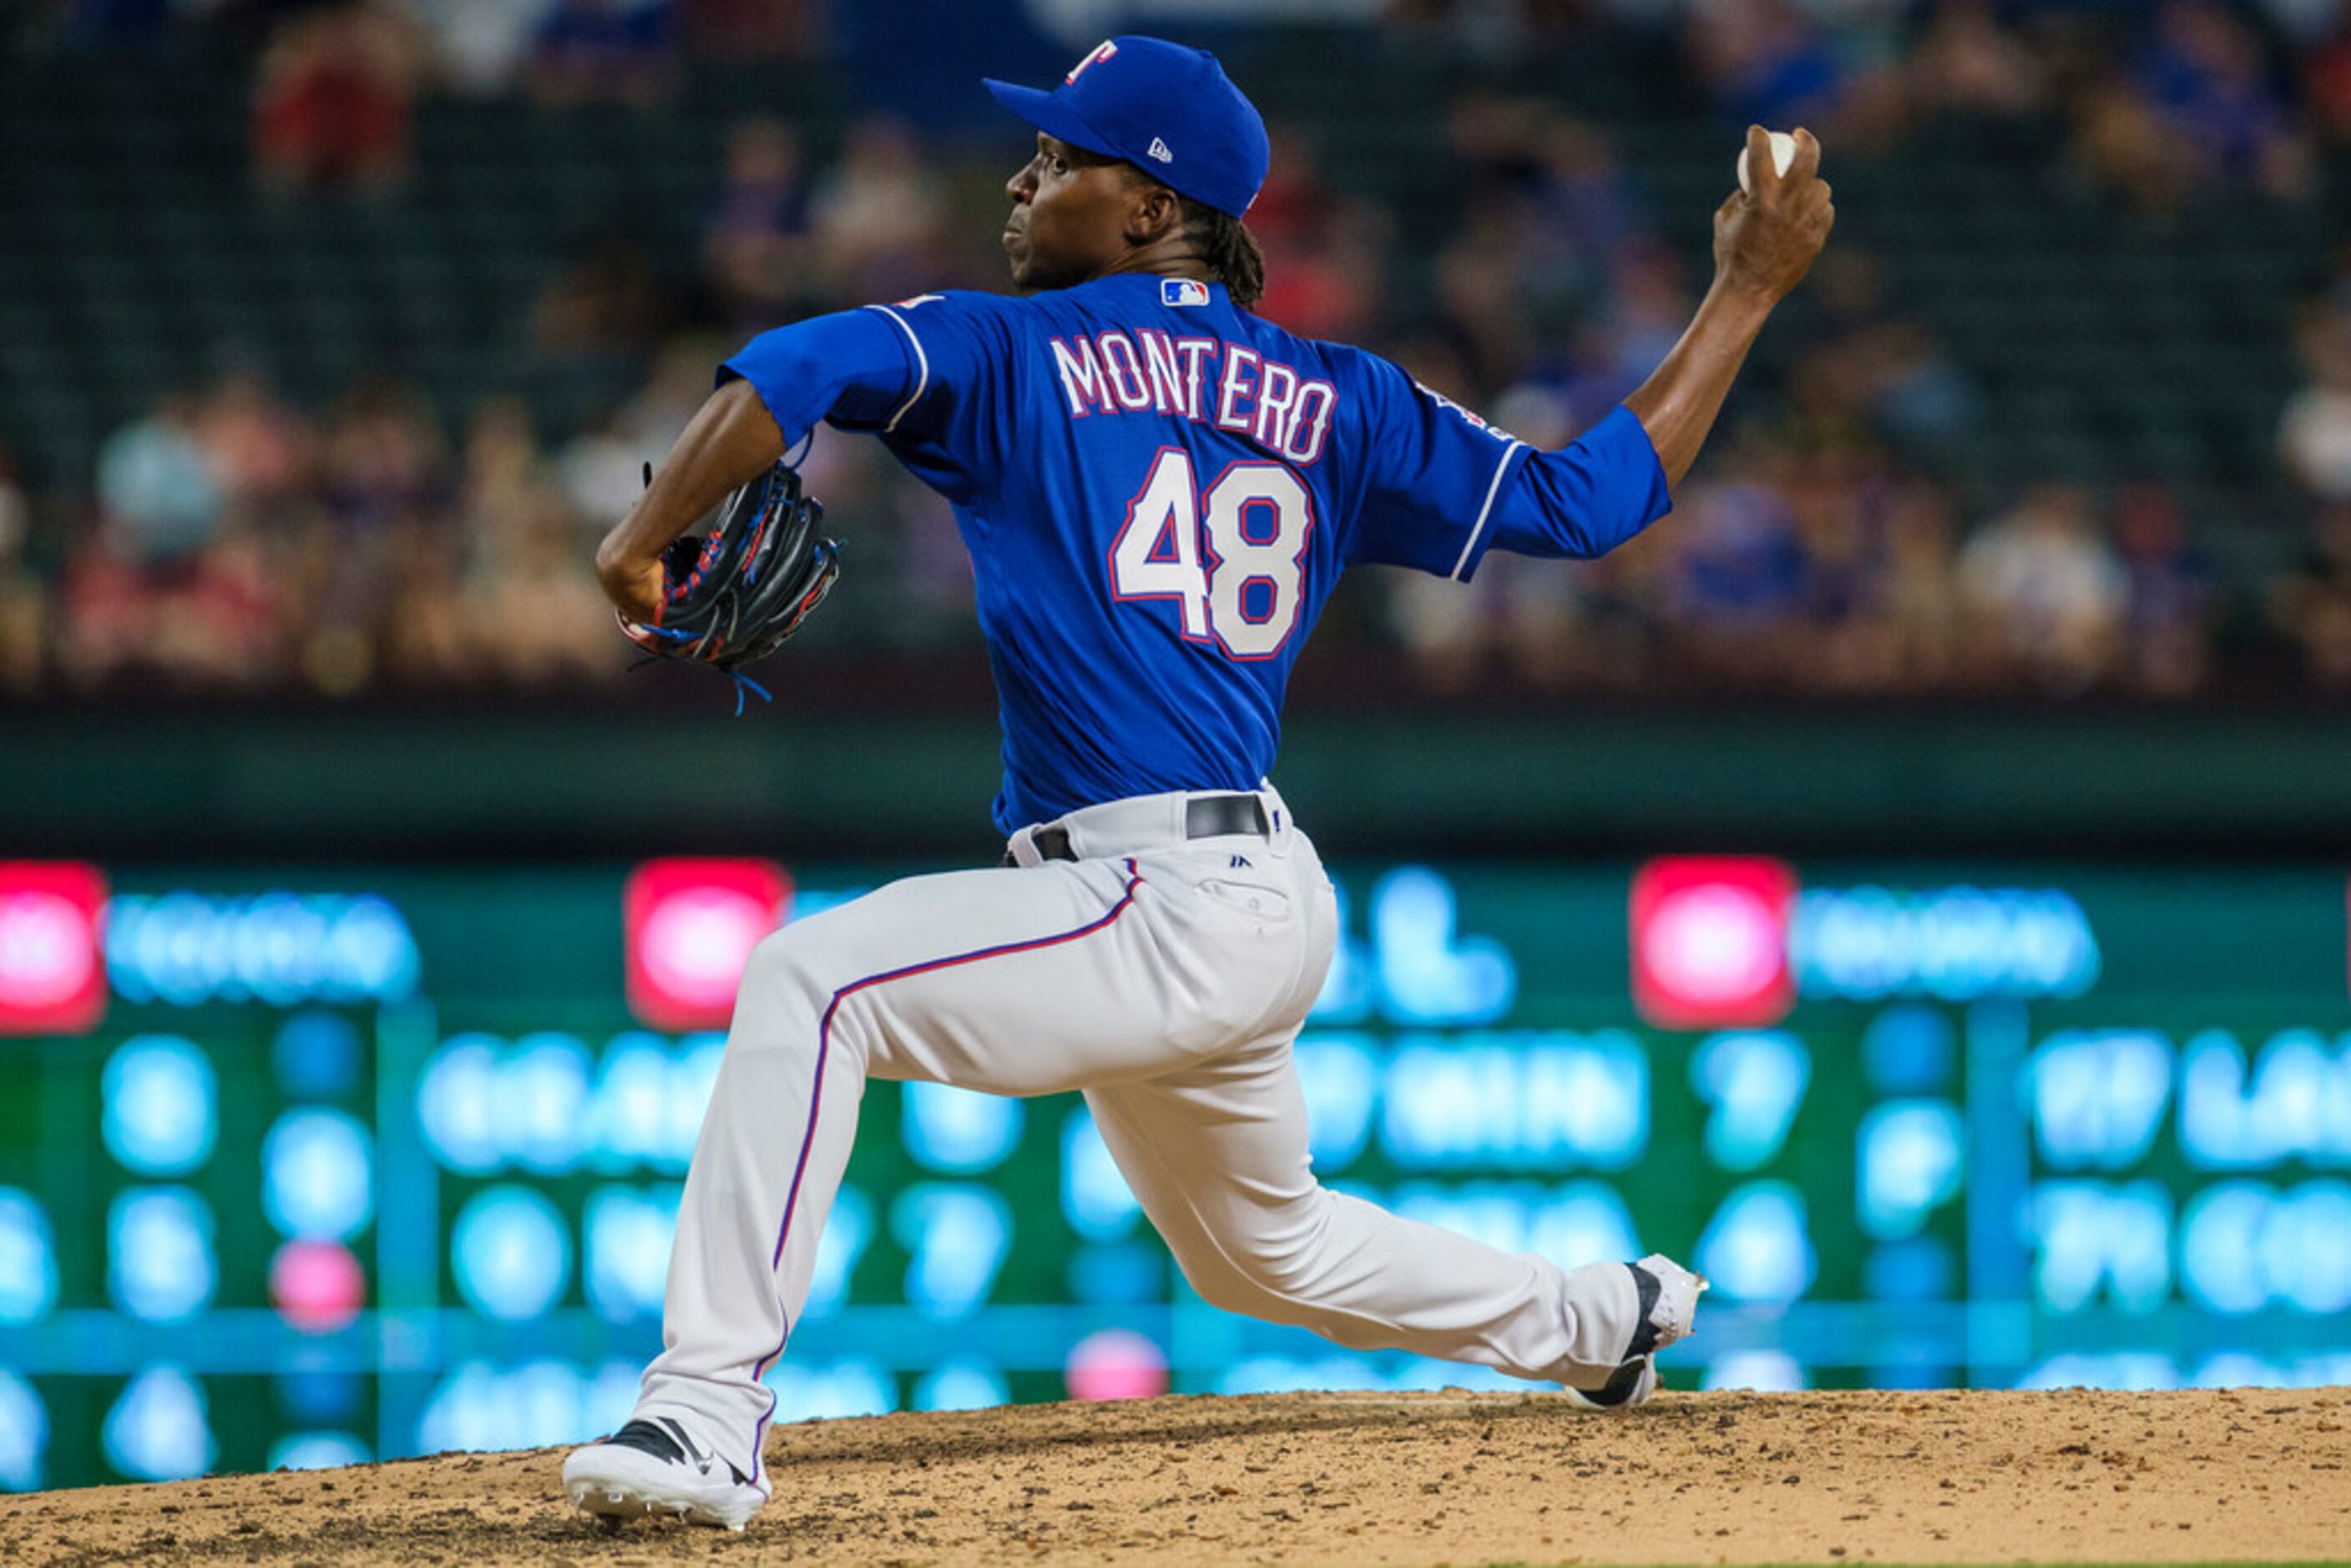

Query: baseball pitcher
[{"left": 566, "top": 35, "right": 1833, "bottom": 1530}]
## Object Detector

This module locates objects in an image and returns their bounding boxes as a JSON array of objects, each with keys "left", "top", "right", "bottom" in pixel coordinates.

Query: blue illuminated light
[
  {"left": 262, "top": 1109, "right": 374, "bottom": 1241},
  {"left": 1863, "top": 1237, "right": 1955, "bottom": 1301},
  {"left": 103, "top": 1367, "right": 214, "bottom": 1481},
  {"left": 804, "top": 1186, "right": 872, "bottom": 1319},
  {"left": 1370, "top": 868, "right": 1516, "bottom": 1025},
  {"left": 1695, "top": 1181, "right": 1816, "bottom": 1304},
  {"left": 2015, "top": 1353, "right": 2177, "bottom": 1391},
  {"left": 1703, "top": 1351, "right": 1808, "bottom": 1392},
  {"left": 902, "top": 1083, "right": 1024, "bottom": 1174},
  {"left": 2180, "top": 1179, "right": 2351, "bottom": 1314},
  {"left": 450, "top": 1186, "right": 571, "bottom": 1321},
  {"left": 2024, "top": 1180, "right": 2172, "bottom": 1312},
  {"left": 2026, "top": 1030, "right": 2173, "bottom": 1171},
  {"left": 582, "top": 1031, "right": 723, "bottom": 1175},
  {"left": 1861, "top": 1004, "right": 1957, "bottom": 1094},
  {"left": 273, "top": 1012, "right": 363, "bottom": 1100},
  {"left": 0, "top": 1190, "right": 58, "bottom": 1324},
  {"left": 1308, "top": 883, "right": 1374, "bottom": 1024},
  {"left": 508, "top": 1033, "right": 594, "bottom": 1174},
  {"left": 1385, "top": 1179, "right": 1638, "bottom": 1267},
  {"left": 763, "top": 1358, "right": 895, "bottom": 1422},
  {"left": 1293, "top": 1034, "right": 1378, "bottom": 1168},
  {"left": 268, "top": 1432, "right": 372, "bottom": 1471},
  {"left": 109, "top": 1188, "right": 216, "bottom": 1322},
  {"left": 278, "top": 1368, "right": 362, "bottom": 1424},
  {"left": 1689, "top": 1031, "right": 1810, "bottom": 1171},
  {"left": 2180, "top": 1029, "right": 2351, "bottom": 1169},
  {"left": 1068, "top": 1241, "right": 1164, "bottom": 1304},
  {"left": 892, "top": 1184, "right": 1012, "bottom": 1318},
  {"left": 101, "top": 1036, "right": 217, "bottom": 1176},
  {"left": 1061, "top": 1110, "right": 1140, "bottom": 1242},
  {"left": 417, "top": 1034, "right": 503, "bottom": 1173},
  {"left": 1379, "top": 1032, "right": 1646, "bottom": 1171},
  {"left": 105, "top": 892, "right": 419, "bottom": 1007},
  {"left": 915, "top": 1361, "right": 1009, "bottom": 1412},
  {"left": 1220, "top": 1356, "right": 1378, "bottom": 1396},
  {"left": 0, "top": 1370, "right": 45, "bottom": 1491},
  {"left": 422, "top": 1030, "right": 722, "bottom": 1176},
  {"left": 1792, "top": 885, "right": 2098, "bottom": 1002},
  {"left": 1857, "top": 1100, "right": 1964, "bottom": 1241},
  {"left": 584, "top": 1184, "right": 680, "bottom": 1323},
  {"left": 419, "top": 1360, "right": 624, "bottom": 1454}
]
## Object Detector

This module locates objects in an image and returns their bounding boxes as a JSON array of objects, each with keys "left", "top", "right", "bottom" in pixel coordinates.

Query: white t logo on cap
[
  {"left": 1065, "top": 39, "right": 1117, "bottom": 83},
  {"left": 1146, "top": 137, "right": 1173, "bottom": 164}
]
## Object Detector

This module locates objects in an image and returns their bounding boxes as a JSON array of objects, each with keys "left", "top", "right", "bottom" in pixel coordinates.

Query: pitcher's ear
[{"left": 1126, "top": 184, "right": 1183, "bottom": 245}]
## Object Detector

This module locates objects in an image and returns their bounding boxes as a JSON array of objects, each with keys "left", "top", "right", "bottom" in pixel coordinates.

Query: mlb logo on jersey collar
[{"left": 1162, "top": 278, "right": 1210, "bottom": 307}]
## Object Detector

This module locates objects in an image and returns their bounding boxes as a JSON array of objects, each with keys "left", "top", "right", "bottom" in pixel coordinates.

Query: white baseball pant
[{"left": 633, "top": 785, "right": 1646, "bottom": 1488}]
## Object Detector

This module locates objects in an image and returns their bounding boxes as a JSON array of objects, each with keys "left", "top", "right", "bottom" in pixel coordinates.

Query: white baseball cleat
[
  {"left": 1560, "top": 1253, "right": 1707, "bottom": 1411},
  {"left": 562, "top": 1417, "right": 766, "bottom": 1532}
]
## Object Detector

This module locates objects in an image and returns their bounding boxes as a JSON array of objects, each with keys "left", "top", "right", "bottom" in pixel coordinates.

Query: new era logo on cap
[
  {"left": 1146, "top": 136, "right": 1173, "bottom": 164},
  {"left": 1162, "top": 278, "right": 1209, "bottom": 306}
]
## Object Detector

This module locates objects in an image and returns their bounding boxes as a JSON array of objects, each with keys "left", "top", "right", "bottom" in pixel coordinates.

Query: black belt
[{"left": 1019, "top": 793, "right": 1270, "bottom": 864}]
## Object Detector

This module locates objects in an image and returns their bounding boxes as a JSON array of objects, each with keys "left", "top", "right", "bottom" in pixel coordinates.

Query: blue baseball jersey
[{"left": 723, "top": 273, "right": 1671, "bottom": 833}]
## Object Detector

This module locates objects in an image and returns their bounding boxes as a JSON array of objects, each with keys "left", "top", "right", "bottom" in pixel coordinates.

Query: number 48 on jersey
[{"left": 1110, "top": 450, "right": 1313, "bottom": 660}]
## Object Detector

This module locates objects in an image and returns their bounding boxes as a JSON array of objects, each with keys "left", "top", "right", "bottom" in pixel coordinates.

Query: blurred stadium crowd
[{"left": 3, "top": 0, "right": 2350, "bottom": 701}]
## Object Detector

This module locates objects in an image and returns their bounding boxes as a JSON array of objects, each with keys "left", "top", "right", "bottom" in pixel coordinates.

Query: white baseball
[{"left": 1737, "top": 130, "right": 1800, "bottom": 195}]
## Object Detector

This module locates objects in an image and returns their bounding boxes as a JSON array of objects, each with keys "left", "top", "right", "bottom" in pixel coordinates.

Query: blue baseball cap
[{"left": 983, "top": 36, "right": 1271, "bottom": 220}]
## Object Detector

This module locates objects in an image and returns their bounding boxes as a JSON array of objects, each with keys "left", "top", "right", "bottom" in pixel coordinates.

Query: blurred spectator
[
  {"left": 555, "top": 411, "right": 646, "bottom": 534},
  {"left": 2269, "top": 501, "right": 2351, "bottom": 688},
  {"left": 1876, "top": 476, "right": 1964, "bottom": 689},
  {"left": 2067, "top": 71, "right": 2201, "bottom": 214},
  {"left": 1684, "top": 0, "right": 1847, "bottom": 129},
  {"left": 96, "top": 394, "right": 223, "bottom": 564},
  {"left": 2308, "top": 12, "right": 2351, "bottom": 139},
  {"left": 1660, "top": 451, "right": 1813, "bottom": 681},
  {"left": 195, "top": 367, "right": 316, "bottom": 519},
  {"left": 1247, "top": 129, "right": 1390, "bottom": 343},
  {"left": 1906, "top": 0, "right": 2050, "bottom": 121},
  {"left": 2134, "top": 0, "right": 2313, "bottom": 198},
  {"left": 410, "top": 0, "right": 559, "bottom": 97},
  {"left": 319, "top": 376, "right": 448, "bottom": 534},
  {"left": 2281, "top": 296, "right": 2351, "bottom": 500},
  {"left": 302, "top": 377, "right": 451, "bottom": 694},
  {"left": 252, "top": 3, "right": 427, "bottom": 200},
  {"left": 58, "top": 516, "right": 284, "bottom": 692},
  {"left": 1448, "top": 97, "right": 1650, "bottom": 329},
  {"left": 0, "top": 446, "right": 42, "bottom": 695},
  {"left": 528, "top": 0, "right": 680, "bottom": 108},
  {"left": 2111, "top": 480, "right": 2215, "bottom": 695},
  {"left": 463, "top": 503, "right": 614, "bottom": 681},
  {"left": 810, "top": 117, "right": 948, "bottom": 305},
  {"left": 703, "top": 118, "right": 818, "bottom": 332},
  {"left": 1957, "top": 483, "right": 2127, "bottom": 692}
]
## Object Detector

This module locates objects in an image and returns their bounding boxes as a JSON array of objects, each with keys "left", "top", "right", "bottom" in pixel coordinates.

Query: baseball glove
[{"left": 618, "top": 458, "right": 842, "bottom": 701}]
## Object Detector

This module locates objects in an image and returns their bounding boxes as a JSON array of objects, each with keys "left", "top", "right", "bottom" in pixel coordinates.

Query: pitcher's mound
[{"left": 3, "top": 1387, "right": 2346, "bottom": 1565}]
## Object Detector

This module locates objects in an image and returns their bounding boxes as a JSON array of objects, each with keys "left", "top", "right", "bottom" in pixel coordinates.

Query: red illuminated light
[
  {"left": 1064, "top": 1328, "right": 1169, "bottom": 1402},
  {"left": 270, "top": 1239, "right": 366, "bottom": 1333},
  {"left": 625, "top": 858, "right": 791, "bottom": 1030},
  {"left": 1630, "top": 857, "right": 1797, "bottom": 1029},
  {"left": 0, "top": 862, "right": 109, "bottom": 1035}
]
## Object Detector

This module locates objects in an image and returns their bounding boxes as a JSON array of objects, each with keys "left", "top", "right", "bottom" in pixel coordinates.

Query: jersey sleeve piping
[
  {"left": 1449, "top": 438, "right": 1528, "bottom": 582},
  {"left": 862, "top": 305, "right": 930, "bottom": 433}
]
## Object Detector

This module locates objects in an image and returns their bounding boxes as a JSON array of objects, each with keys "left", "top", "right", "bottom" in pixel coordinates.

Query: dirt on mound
[{"left": 2, "top": 1387, "right": 2346, "bottom": 1565}]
